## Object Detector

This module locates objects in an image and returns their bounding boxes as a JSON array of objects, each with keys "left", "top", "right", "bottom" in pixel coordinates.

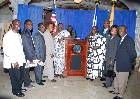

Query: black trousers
[
  {"left": 102, "top": 61, "right": 107, "bottom": 78},
  {"left": 9, "top": 66, "right": 24, "bottom": 94},
  {"left": 23, "top": 68, "right": 32, "bottom": 87},
  {"left": 34, "top": 64, "right": 43, "bottom": 83}
]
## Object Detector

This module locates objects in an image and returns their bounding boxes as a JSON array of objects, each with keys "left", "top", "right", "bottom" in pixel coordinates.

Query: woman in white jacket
[{"left": 3, "top": 19, "right": 26, "bottom": 97}]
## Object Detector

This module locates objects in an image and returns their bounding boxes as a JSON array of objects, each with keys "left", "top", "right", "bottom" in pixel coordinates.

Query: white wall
[{"left": 0, "top": 7, "right": 12, "bottom": 28}]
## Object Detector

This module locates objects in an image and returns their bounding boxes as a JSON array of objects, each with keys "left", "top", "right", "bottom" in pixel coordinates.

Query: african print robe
[
  {"left": 54, "top": 30, "right": 70, "bottom": 75},
  {"left": 87, "top": 33, "right": 106, "bottom": 79}
]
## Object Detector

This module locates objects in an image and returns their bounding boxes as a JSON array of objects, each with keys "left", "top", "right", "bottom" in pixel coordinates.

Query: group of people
[
  {"left": 3, "top": 18, "right": 137, "bottom": 99},
  {"left": 3, "top": 19, "right": 74, "bottom": 97},
  {"left": 86, "top": 20, "right": 137, "bottom": 99}
]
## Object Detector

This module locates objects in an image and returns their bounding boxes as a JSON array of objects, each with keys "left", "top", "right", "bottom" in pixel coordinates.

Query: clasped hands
[{"left": 50, "top": 54, "right": 54, "bottom": 58}]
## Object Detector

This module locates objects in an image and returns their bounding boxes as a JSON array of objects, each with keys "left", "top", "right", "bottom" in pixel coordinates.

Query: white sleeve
[{"left": 3, "top": 34, "right": 18, "bottom": 64}]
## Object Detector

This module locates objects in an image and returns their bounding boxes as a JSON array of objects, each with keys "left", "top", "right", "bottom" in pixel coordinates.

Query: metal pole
[{"left": 53, "top": 0, "right": 56, "bottom": 8}]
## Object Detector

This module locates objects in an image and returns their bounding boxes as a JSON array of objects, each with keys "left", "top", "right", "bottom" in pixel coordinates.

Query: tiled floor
[{"left": 0, "top": 54, "right": 140, "bottom": 99}]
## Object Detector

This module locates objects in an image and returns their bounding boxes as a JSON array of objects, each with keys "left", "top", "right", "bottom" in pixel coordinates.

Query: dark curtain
[
  {"left": 18, "top": 4, "right": 43, "bottom": 35},
  {"left": 56, "top": 8, "right": 136, "bottom": 39}
]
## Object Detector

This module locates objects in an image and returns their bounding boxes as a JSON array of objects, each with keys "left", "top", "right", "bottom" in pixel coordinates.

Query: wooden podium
[{"left": 64, "top": 38, "right": 88, "bottom": 77}]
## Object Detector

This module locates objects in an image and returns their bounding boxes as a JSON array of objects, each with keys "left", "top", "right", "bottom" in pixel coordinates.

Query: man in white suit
[
  {"left": 43, "top": 22, "right": 56, "bottom": 82},
  {"left": 3, "top": 19, "right": 26, "bottom": 97}
]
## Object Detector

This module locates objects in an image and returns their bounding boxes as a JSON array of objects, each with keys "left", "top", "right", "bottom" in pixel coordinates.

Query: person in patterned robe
[
  {"left": 54, "top": 23, "right": 70, "bottom": 78},
  {"left": 86, "top": 26, "right": 106, "bottom": 81}
]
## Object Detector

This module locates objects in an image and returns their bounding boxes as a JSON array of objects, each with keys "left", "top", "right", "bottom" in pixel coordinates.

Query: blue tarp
[
  {"left": 17, "top": 5, "right": 136, "bottom": 39},
  {"left": 18, "top": 4, "right": 43, "bottom": 35},
  {"left": 56, "top": 8, "right": 136, "bottom": 39}
]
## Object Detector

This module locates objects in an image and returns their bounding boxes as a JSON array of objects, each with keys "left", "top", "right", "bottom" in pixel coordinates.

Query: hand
[
  {"left": 107, "top": 60, "right": 113, "bottom": 65},
  {"left": 13, "top": 62, "right": 19, "bottom": 69},
  {"left": 50, "top": 54, "right": 54, "bottom": 58}
]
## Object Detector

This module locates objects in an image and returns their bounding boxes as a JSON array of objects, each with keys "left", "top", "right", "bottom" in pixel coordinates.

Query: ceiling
[
  {"left": 0, "top": 0, "right": 130, "bottom": 10},
  {"left": 31, "top": 0, "right": 129, "bottom": 10}
]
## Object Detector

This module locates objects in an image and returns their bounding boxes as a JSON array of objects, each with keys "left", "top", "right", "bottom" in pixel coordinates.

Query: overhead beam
[{"left": 0, "top": 0, "right": 10, "bottom": 9}]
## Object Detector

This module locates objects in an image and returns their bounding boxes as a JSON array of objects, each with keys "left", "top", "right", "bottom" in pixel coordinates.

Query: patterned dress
[
  {"left": 87, "top": 33, "right": 106, "bottom": 80},
  {"left": 54, "top": 30, "right": 70, "bottom": 75}
]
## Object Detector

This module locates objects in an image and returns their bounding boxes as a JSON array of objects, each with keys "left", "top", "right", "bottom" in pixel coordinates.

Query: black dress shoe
[
  {"left": 113, "top": 96, "right": 123, "bottom": 99},
  {"left": 109, "top": 91, "right": 114, "bottom": 93},
  {"left": 59, "top": 74, "right": 64, "bottom": 78},
  {"left": 37, "top": 82, "right": 44, "bottom": 85},
  {"left": 41, "top": 80, "right": 46, "bottom": 82},
  {"left": 90, "top": 79, "right": 94, "bottom": 81},
  {"left": 54, "top": 74, "right": 59, "bottom": 77},
  {"left": 13, "top": 92, "right": 25, "bottom": 97},
  {"left": 86, "top": 78, "right": 90, "bottom": 80},
  {"left": 109, "top": 91, "right": 119, "bottom": 95},
  {"left": 113, "top": 96, "right": 119, "bottom": 99},
  {"left": 109, "top": 91, "right": 115, "bottom": 94},
  {"left": 51, "top": 79, "right": 56, "bottom": 82}
]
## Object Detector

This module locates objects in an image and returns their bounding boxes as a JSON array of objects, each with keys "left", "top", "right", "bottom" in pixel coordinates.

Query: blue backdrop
[
  {"left": 17, "top": 5, "right": 136, "bottom": 39},
  {"left": 18, "top": 4, "right": 43, "bottom": 35},
  {"left": 56, "top": 8, "right": 136, "bottom": 39}
]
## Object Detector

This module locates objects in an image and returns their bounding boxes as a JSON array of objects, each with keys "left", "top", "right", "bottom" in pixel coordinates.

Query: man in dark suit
[
  {"left": 100, "top": 20, "right": 111, "bottom": 38},
  {"left": 33, "top": 23, "right": 46, "bottom": 85},
  {"left": 113, "top": 25, "right": 137, "bottom": 99},
  {"left": 21, "top": 19, "right": 36, "bottom": 88}
]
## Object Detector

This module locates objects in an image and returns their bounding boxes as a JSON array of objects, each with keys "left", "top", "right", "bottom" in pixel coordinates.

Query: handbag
[
  {"left": 106, "top": 70, "right": 116, "bottom": 77},
  {"left": 103, "top": 62, "right": 116, "bottom": 78}
]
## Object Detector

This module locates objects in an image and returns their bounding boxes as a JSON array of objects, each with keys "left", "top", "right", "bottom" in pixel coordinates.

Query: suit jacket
[
  {"left": 105, "top": 36, "right": 120, "bottom": 62},
  {"left": 116, "top": 35, "right": 137, "bottom": 72},
  {"left": 21, "top": 29, "right": 36, "bottom": 61},
  {"left": 33, "top": 31, "right": 46, "bottom": 61},
  {"left": 100, "top": 28, "right": 111, "bottom": 38}
]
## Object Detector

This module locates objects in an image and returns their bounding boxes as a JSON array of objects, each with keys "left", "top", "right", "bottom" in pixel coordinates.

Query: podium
[{"left": 64, "top": 38, "right": 88, "bottom": 77}]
